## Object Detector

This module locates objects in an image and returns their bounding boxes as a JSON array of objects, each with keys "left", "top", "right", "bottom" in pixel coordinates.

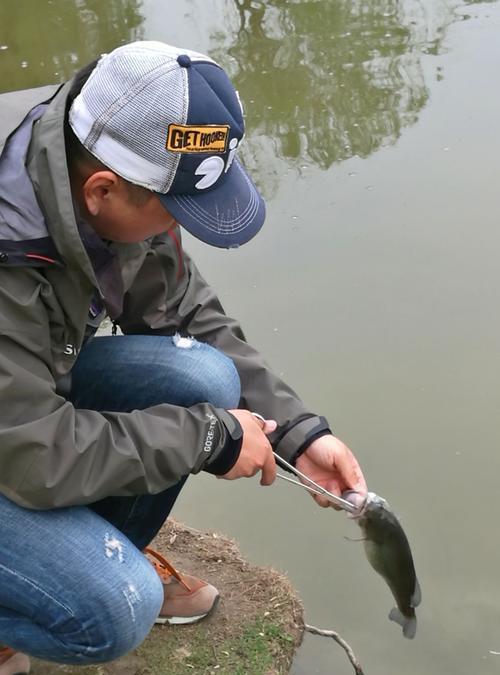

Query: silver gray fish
[{"left": 350, "top": 492, "right": 421, "bottom": 639}]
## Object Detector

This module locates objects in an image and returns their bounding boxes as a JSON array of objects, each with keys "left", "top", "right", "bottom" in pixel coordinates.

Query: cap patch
[{"left": 166, "top": 124, "right": 229, "bottom": 153}]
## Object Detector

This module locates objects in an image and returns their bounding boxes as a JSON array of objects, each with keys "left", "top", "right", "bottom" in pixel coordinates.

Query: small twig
[
  {"left": 305, "top": 623, "right": 365, "bottom": 675},
  {"left": 237, "top": 581, "right": 261, "bottom": 597}
]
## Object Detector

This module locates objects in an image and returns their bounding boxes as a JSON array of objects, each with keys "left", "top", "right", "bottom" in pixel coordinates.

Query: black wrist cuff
[
  {"left": 273, "top": 415, "right": 332, "bottom": 469},
  {"left": 289, "top": 428, "right": 332, "bottom": 465},
  {"left": 203, "top": 413, "right": 243, "bottom": 476}
]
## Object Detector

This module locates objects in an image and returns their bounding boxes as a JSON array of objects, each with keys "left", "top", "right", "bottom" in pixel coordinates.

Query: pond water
[{"left": 2, "top": 1, "right": 500, "bottom": 673}]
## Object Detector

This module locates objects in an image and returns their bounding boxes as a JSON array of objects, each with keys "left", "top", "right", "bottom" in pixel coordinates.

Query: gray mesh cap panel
[{"left": 69, "top": 41, "right": 215, "bottom": 193}]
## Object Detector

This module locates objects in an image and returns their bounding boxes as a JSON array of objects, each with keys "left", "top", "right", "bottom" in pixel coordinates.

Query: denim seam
[{"left": 0, "top": 561, "right": 93, "bottom": 649}]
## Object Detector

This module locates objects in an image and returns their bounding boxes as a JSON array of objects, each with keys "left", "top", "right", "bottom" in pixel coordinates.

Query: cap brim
[{"left": 157, "top": 158, "right": 265, "bottom": 248}]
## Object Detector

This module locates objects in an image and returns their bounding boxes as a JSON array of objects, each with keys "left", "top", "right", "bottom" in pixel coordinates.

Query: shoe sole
[
  {"left": 154, "top": 594, "right": 220, "bottom": 625},
  {"left": 0, "top": 660, "right": 30, "bottom": 675}
]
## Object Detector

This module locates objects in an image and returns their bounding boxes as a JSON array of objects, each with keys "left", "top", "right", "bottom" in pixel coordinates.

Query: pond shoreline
[{"left": 32, "top": 519, "right": 304, "bottom": 674}]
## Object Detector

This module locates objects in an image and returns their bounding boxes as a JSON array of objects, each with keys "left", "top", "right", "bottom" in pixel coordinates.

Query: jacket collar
[{"left": 26, "top": 81, "right": 99, "bottom": 288}]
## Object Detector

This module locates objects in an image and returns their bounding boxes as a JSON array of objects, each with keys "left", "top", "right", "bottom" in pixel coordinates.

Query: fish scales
[{"left": 353, "top": 492, "right": 421, "bottom": 639}]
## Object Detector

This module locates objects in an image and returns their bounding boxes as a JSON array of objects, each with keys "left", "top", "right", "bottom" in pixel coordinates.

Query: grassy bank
[{"left": 32, "top": 521, "right": 304, "bottom": 674}]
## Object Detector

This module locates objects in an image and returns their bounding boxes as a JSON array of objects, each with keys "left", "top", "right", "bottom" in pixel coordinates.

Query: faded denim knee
[
  {"left": 170, "top": 334, "right": 241, "bottom": 409},
  {"left": 59, "top": 553, "right": 164, "bottom": 664},
  {"left": 69, "top": 334, "right": 241, "bottom": 412}
]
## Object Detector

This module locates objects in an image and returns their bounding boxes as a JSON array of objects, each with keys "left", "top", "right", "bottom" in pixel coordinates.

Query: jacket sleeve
[
  {"left": 119, "top": 228, "right": 331, "bottom": 464},
  {"left": 0, "top": 268, "right": 241, "bottom": 509}
]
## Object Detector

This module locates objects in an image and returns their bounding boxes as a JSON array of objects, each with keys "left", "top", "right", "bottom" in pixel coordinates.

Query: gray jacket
[{"left": 0, "top": 81, "right": 330, "bottom": 509}]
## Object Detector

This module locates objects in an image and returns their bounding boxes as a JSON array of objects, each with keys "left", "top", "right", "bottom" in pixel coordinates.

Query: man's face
[
  {"left": 78, "top": 170, "right": 176, "bottom": 243},
  {"left": 89, "top": 191, "right": 176, "bottom": 243}
]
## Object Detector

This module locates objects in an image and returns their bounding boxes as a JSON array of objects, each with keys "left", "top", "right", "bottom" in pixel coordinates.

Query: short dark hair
[
  {"left": 64, "top": 59, "right": 152, "bottom": 206},
  {"left": 67, "top": 59, "right": 100, "bottom": 108},
  {"left": 64, "top": 59, "right": 104, "bottom": 173}
]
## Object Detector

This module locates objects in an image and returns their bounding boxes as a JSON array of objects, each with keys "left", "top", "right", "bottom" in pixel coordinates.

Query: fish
[{"left": 348, "top": 491, "right": 421, "bottom": 639}]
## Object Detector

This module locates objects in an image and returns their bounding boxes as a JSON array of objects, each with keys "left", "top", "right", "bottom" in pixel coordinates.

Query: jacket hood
[
  {"left": 0, "top": 99, "right": 62, "bottom": 266},
  {"left": 26, "top": 81, "right": 98, "bottom": 286},
  {"left": 0, "top": 82, "right": 98, "bottom": 286}
]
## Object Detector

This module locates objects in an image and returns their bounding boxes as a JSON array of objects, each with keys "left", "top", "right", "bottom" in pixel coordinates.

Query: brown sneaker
[
  {"left": 144, "top": 547, "right": 219, "bottom": 625},
  {"left": 0, "top": 648, "right": 30, "bottom": 675}
]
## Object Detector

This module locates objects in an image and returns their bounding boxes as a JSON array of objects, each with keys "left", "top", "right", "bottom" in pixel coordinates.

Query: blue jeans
[{"left": 0, "top": 335, "right": 240, "bottom": 664}]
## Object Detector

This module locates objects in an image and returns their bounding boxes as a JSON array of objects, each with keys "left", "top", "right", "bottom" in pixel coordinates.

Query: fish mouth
[{"left": 342, "top": 491, "right": 389, "bottom": 519}]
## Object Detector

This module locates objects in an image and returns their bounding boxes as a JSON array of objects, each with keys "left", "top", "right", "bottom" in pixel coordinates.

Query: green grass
[{"left": 140, "top": 617, "right": 296, "bottom": 675}]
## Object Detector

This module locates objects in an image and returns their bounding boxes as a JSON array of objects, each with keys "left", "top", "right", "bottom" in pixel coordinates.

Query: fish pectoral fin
[
  {"left": 343, "top": 536, "right": 366, "bottom": 543},
  {"left": 411, "top": 579, "right": 422, "bottom": 608},
  {"left": 388, "top": 607, "right": 417, "bottom": 639}
]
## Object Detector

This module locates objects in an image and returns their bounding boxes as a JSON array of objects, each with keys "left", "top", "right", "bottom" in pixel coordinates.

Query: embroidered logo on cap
[{"left": 166, "top": 124, "right": 229, "bottom": 153}]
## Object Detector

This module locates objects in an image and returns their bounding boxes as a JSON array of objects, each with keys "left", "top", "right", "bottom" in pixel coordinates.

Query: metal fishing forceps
[{"left": 250, "top": 413, "right": 359, "bottom": 515}]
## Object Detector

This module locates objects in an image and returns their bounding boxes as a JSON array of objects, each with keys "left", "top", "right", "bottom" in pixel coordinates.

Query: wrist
[
  {"left": 274, "top": 415, "right": 331, "bottom": 467},
  {"left": 290, "top": 429, "right": 332, "bottom": 465},
  {"left": 203, "top": 410, "right": 243, "bottom": 475}
]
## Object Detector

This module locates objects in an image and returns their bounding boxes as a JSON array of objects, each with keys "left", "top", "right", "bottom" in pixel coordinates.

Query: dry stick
[{"left": 305, "top": 624, "right": 366, "bottom": 675}]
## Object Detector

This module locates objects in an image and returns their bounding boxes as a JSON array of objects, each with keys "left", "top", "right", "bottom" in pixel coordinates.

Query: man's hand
[
  {"left": 296, "top": 434, "right": 367, "bottom": 508},
  {"left": 220, "top": 410, "right": 277, "bottom": 485}
]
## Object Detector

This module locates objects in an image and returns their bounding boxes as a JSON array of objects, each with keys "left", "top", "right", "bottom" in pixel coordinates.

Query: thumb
[
  {"left": 331, "top": 440, "right": 368, "bottom": 495},
  {"left": 250, "top": 412, "right": 277, "bottom": 435},
  {"left": 262, "top": 419, "right": 277, "bottom": 435}
]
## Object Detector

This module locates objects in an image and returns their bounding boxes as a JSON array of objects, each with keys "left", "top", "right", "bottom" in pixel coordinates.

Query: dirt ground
[{"left": 31, "top": 520, "right": 304, "bottom": 674}]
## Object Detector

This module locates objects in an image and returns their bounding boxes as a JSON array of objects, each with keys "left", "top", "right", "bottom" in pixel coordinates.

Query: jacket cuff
[
  {"left": 273, "top": 415, "right": 331, "bottom": 467},
  {"left": 202, "top": 410, "right": 243, "bottom": 476}
]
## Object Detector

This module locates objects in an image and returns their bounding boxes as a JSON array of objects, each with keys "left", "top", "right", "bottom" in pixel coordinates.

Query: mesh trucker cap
[{"left": 68, "top": 41, "right": 265, "bottom": 248}]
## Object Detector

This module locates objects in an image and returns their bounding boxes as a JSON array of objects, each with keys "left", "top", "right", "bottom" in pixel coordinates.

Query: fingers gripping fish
[{"left": 348, "top": 492, "right": 421, "bottom": 639}]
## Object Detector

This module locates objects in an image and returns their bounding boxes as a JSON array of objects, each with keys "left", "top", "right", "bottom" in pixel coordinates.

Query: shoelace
[
  {"left": 0, "top": 648, "right": 15, "bottom": 663},
  {"left": 144, "top": 547, "right": 192, "bottom": 591}
]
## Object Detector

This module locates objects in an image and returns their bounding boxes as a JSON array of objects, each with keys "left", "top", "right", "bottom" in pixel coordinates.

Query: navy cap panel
[
  {"left": 189, "top": 63, "right": 244, "bottom": 128},
  {"left": 158, "top": 158, "right": 266, "bottom": 249},
  {"left": 168, "top": 62, "right": 245, "bottom": 196}
]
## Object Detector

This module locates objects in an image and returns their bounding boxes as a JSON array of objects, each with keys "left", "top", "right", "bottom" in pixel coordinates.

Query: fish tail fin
[
  {"left": 388, "top": 607, "right": 417, "bottom": 639},
  {"left": 411, "top": 579, "right": 422, "bottom": 608}
]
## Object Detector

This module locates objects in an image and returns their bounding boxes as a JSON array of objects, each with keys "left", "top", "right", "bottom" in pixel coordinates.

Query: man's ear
[{"left": 81, "top": 171, "right": 120, "bottom": 216}]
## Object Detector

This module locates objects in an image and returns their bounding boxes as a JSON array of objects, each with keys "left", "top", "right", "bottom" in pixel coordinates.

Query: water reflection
[
  {"left": 0, "top": 0, "right": 482, "bottom": 187},
  {"left": 0, "top": 0, "right": 144, "bottom": 94},
  {"left": 213, "top": 0, "right": 463, "bottom": 183}
]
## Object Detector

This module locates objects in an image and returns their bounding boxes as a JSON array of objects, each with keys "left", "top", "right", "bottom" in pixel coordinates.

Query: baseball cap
[{"left": 68, "top": 41, "right": 265, "bottom": 248}]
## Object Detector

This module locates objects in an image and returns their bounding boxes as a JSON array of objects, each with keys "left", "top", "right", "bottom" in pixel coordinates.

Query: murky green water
[{"left": 2, "top": 1, "right": 500, "bottom": 673}]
